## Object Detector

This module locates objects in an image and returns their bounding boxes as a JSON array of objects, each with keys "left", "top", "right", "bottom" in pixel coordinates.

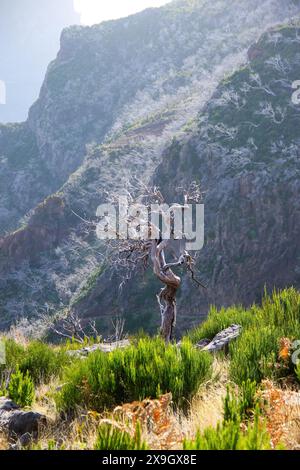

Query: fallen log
[
  {"left": 67, "top": 339, "right": 130, "bottom": 357},
  {"left": 68, "top": 326, "right": 241, "bottom": 359},
  {"left": 196, "top": 324, "right": 242, "bottom": 353}
]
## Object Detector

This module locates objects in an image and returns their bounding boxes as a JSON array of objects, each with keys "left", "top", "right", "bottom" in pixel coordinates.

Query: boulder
[{"left": 0, "top": 397, "right": 47, "bottom": 441}]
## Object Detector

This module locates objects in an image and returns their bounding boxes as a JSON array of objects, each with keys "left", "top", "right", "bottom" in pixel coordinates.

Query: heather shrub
[
  {"left": 94, "top": 422, "right": 148, "bottom": 450},
  {"left": 229, "top": 324, "right": 299, "bottom": 385},
  {"left": 190, "top": 289, "right": 300, "bottom": 385},
  {"left": 223, "top": 379, "right": 258, "bottom": 423},
  {"left": 188, "top": 305, "right": 254, "bottom": 344},
  {"left": 18, "top": 341, "right": 70, "bottom": 384},
  {"left": 56, "top": 337, "right": 212, "bottom": 413},
  {"left": 8, "top": 368, "right": 35, "bottom": 408},
  {"left": 183, "top": 409, "right": 272, "bottom": 450},
  {"left": 2, "top": 339, "right": 70, "bottom": 385}
]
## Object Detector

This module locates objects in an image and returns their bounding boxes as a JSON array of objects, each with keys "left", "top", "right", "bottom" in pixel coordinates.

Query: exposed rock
[
  {"left": 0, "top": 397, "right": 47, "bottom": 442},
  {"left": 247, "top": 44, "right": 263, "bottom": 61},
  {"left": 0, "top": 196, "right": 68, "bottom": 270}
]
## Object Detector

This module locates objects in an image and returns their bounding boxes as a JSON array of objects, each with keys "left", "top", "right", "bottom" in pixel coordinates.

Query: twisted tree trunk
[{"left": 151, "top": 240, "right": 181, "bottom": 342}]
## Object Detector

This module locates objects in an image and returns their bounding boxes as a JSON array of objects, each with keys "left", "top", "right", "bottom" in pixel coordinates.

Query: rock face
[
  {"left": 0, "top": 397, "right": 47, "bottom": 442},
  {"left": 0, "top": 0, "right": 300, "bottom": 335},
  {"left": 0, "top": 196, "right": 68, "bottom": 270}
]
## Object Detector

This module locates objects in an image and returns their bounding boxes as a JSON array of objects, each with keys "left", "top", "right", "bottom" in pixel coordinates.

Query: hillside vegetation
[{"left": 1, "top": 288, "right": 300, "bottom": 449}]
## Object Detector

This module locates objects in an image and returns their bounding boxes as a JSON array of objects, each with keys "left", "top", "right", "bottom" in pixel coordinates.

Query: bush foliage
[
  {"left": 8, "top": 368, "right": 35, "bottom": 408},
  {"left": 183, "top": 410, "right": 272, "bottom": 450},
  {"left": 56, "top": 337, "right": 212, "bottom": 413},
  {"left": 190, "top": 288, "right": 300, "bottom": 385},
  {"left": 3, "top": 339, "right": 70, "bottom": 385},
  {"left": 94, "top": 422, "right": 148, "bottom": 451},
  {"left": 184, "top": 381, "right": 274, "bottom": 450}
]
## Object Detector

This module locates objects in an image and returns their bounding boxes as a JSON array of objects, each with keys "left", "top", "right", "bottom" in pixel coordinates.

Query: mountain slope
[
  {"left": 70, "top": 21, "right": 300, "bottom": 333},
  {"left": 1, "top": 0, "right": 300, "bottom": 234},
  {"left": 0, "top": 0, "right": 300, "bottom": 334}
]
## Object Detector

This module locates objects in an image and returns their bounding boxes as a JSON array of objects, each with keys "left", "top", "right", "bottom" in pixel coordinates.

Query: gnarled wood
[
  {"left": 197, "top": 324, "right": 242, "bottom": 352},
  {"left": 151, "top": 240, "right": 181, "bottom": 342},
  {"left": 67, "top": 339, "right": 130, "bottom": 357}
]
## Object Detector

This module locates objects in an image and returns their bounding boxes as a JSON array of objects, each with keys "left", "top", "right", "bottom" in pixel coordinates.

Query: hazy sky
[{"left": 74, "top": 0, "right": 170, "bottom": 25}]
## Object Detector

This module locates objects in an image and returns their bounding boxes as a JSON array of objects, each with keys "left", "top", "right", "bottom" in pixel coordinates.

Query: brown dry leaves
[
  {"left": 110, "top": 393, "right": 183, "bottom": 450},
  {"left": 261, "top": 380, "right": 300, "bottom": 449}
]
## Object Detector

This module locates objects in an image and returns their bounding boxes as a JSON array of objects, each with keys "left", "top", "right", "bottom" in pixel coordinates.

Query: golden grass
[
  {"left": 0, "top": 434, "right": 9, "bottom": 450},
  {"left": 176, "top": 358, "right": 229, "bottom": 443},
  {"left": 33, "top": 379, "right": 60, "bottom": 422}
]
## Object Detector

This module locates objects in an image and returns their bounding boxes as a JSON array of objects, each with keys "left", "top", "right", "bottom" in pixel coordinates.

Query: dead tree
[
  {"left": 101, "top": 182, "right": 206, "bottom": 343},
  {"left": 39, "top": 310, "right": 102, "bottom": 344}
]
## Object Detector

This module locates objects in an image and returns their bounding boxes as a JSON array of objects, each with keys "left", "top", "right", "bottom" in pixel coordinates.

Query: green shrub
[
  {"left": 94, "top": 422, "right": 148, "bottom": 450},
  {"left": 229, "top": 326, "right": 290, "bottom": 385},
  {"left": 190, "top": 288, "right": 300, "bottom": 346},
  {"left": 3, "top": 339, "right": 25, "bottom": 368},
  {"left": 2, "top": 340, "right": 70, "bottom": 385},
  {"left": 56, "top": 337, "right": 212, "bottom": 413},
  {"left": 296, "top": 361, "right": 300, "bottom": 381},
  {"left": 190, "top": 289, "right": 300, "bottom": 385},
  {"left": 183, "top": 410, "right": 272, "bottom": 450},
  {"left": 223, "top": 380, "right": 258, "bottom": 423},
  {"left": 254, "top": 288, "right": 300, "bottom": 333},
  {"left": 18, "top": 341, "right": 70, "bottom": 384},
  {"left": 8, "top": 368, "right": 35, "bottom": 408},
  {"left": 238, "top": 379, "right": 258, "bottom": 417},
  {"left": 189, "top": 305, "right": 254, "bottom": 344}
]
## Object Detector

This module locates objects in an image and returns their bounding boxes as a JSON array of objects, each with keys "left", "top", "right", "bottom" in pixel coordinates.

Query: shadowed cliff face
[
  {"left": 153, "top": 24, "right": 300, "bottom": 327},
  {"left": 0, "top": 196, "right": 68, "bottom": 270},
  {"left": 0, "top": 1, "right": 300, "bottom": 335}
]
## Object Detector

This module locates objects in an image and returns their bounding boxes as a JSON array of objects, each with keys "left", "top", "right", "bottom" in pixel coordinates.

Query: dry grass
[
  {"left": 30, "top": 413, "right": 100, "bottom": 450},
  {"left": 176, "top": 358, "right": 229, "bottom": 444},
  {"left": 33, "top": 379, "right": 60, "bottom": 422},
  {"left": 26, "top": 378, "right": 100, "bottom": 450},
  {"left": 0, "top": 434, "right": 9, "bottom": 450}
]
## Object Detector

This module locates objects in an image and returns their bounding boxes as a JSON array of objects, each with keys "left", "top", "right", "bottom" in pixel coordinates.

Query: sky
[{"left": 74, "top": 0, "right": 170, "bottom": 25}]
